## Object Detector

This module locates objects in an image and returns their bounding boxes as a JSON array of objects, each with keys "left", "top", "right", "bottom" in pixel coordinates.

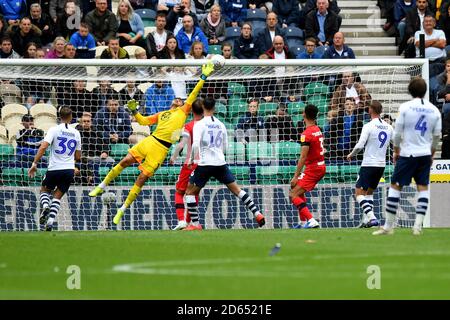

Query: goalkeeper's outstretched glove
[
  {"left": 127, "top": 99, "right": 139, "bottom": 115},
  {"left": 200, "top": 61, "right": 214, "bottom": 80}
]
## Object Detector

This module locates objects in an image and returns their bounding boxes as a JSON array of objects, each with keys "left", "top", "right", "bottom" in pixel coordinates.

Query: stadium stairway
[{"left": 338, "top": 0, "right": 400, "bottom": 59}]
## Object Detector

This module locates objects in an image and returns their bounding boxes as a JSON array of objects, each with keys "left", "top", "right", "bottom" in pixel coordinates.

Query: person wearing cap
[{"left": 15, "top": 114, "right": 45, "bottom": 166}]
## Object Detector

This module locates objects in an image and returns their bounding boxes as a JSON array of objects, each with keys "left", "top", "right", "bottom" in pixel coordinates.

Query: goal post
[{"left": 0, "top": 58, "right": 430, "bottom": 231}]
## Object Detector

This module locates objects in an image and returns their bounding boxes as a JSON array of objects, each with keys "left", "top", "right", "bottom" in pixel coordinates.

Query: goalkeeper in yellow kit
[{"left": 89, "top": 62, "right": 215, "bottom": 225}]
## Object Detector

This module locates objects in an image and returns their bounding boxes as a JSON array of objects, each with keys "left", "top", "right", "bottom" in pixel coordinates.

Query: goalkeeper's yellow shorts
[{"left": 129, "top": 135, "right": 170, "bottom": 177}]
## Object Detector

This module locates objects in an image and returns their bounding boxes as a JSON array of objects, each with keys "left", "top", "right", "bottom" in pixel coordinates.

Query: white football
[{"left": 211, "top": 55, "right": 226, "bottom": 70}]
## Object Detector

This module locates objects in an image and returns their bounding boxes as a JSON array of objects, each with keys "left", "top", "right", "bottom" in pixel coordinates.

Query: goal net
[{"left": 0, "top": 59, "right": 428, "bottom": 231}]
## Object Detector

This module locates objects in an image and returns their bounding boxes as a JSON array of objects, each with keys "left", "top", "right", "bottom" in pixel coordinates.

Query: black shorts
[
  {"left": 356, "top": 166, "right": 385, "bottom": 191},
  {"left": 42, "top": 169, "right": 75, "bottom": 194},
  {"left": 391, "top": 155, "right": 432, "bottom": 187},
  {"left": 189, "top": 165, "right": 236, "bottom": 188}
]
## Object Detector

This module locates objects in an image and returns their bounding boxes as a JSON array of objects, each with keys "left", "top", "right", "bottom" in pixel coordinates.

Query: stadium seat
[
  {"left": 278, "top": 141, "right": 300, "bottom": 161},
  {"left": 230, "top": 166, "right": 251, "bottom": 185},
  {"left": 304, "top": 82, "right": 329, "bottom": 96},
  {"left": 0, "top": 83, "right": 22, "bottom": 104},
  {"left": 29, "top": 103, "right": 57, "bottom": 119},
  {"left": 246, "top": 9, "right": 267, "bottom": 30},
  {"left": 258, "top": 102, "right": 278, "bottom": 116},
  {"left": 124, "top": 45, "right": 142, "bottom": 58},
  {"left": 285, "top": 27, "right": 304, "bottom": 48},
  {"left": 225, "top": 27, "right": 241, "bottom": 43},
  {"left": 150, "top": 166, "right": 180, "bottom": 185},
  {"left": 316, "top": 114, "right": 328, "bottom": 129},
  {"left": 110, "top": 143, "right": 130, "bottom": 161},
  {"left": 95, "top": 46, "right": 108, "bottom": 58},
  {"left": 339, "top": 165, "right": 360, "bottom": 183},
  {"left": 1, "top": 168, "right": 24, "bottom": 186},
  {"left": 314, "top": 45, "right": 327, "bottom": 58},
  {"left": 247, "top": 141, "right": 277, "bottom": 162},
  {"left": 256, "top": 166, "right": 293, "bottom": 184},
  {"left": 322, "top": 165, "right": 339, "bottom": 183},
  {"left": 208, "top": 45, "right": 222, "bottom": 55},
  {"left": 35, "top": 120, "right": 57, "bottom": 133},
  {"left": 135, "top": 8, "right": 156, "bottom": 27},
  {"left": 137, "top": 82, "right": 153, "bottom": 93},
  {"left": 307, "top": 95, "right": 328, "bottom": 116},
  {"left": 0, "top": 125, "right": 8, "bottom": 144},
  {"left": 0, "top": 144, "right": 14, "bottom": 161},
  {"left": 227, "top": 82, "right": 247, "bottom": 96},
  {"left": 223, "top": 120, "right": 235, "bottom": 131},
  {"left": 144, "top": 26, "right": 156, "bottom": 38},
  {"left": 85, "top": 81, "right": 99, "bottom": 92},
  {"left": 1, "top": 103, "right": 28, "bottom": 129},
  {"left": 287, "top": 101, "right": 305, "bottom": 115},
  {"left": 290, "top": 45, "right": 305, "bottom": 57},
  {"left": 225, "top": 140, "right": 246, "bottom": 163},
  {"left": 227, "top": 97, "right": 247, "bottom": 119},
  {"left": 99, "top": 166, "right": 139, "bottom": 186},
  {"left": 27, "top": 168, "right": 46, "bottom": 186},
  {"left": 5, "top": 123, "right": 24, "bottom": 143},
  {"left": 292, "top": 114, "right": 303, "bottom": 126},
  {"left": 215, "top": 102, "right": 228, "bottom": 118},
  {"left": 111, "top": 83, "right": 126, "bottom": 92}
]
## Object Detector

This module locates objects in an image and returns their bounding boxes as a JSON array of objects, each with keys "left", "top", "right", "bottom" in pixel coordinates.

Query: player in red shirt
[
  {"left": 289, "top": 104, "right": 326, "bottom": 229},
  {"left": 169, "top": 99, "right": 204, "bottom": 230}
]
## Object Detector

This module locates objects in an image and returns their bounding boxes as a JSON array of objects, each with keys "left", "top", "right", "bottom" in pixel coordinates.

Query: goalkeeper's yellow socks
[
  {"left": 114, "top": 185, "right": 142, "bottom": 225},
  {"left": 101, "top": 163, "right": 125, "bottom": 188}
]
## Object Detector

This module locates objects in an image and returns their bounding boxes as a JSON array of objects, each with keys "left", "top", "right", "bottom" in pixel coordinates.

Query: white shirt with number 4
[
  {"left": 192, "top": 115, "right": 228, "bottom": 166},
  {"left": 44, "top": 123, "right": 81, "bottom": 171},
  {"left": 353, "top": 118, "right": 393, "bottom": 167},
  {"left": 395, "top": 98, "right": 441, "bottom": 157}
]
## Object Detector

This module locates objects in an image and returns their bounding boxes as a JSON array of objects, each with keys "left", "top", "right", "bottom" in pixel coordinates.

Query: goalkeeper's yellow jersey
[{"left": 135, "top": 103, "right": 192, "bottom": 144}]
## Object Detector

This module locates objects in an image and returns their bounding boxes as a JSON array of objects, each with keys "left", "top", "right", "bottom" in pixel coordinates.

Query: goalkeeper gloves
[
  {"left": 200, "top": 61, "right": 214, "bottom": 80},
  {"left": 127, "top": 99, "right": 139, "bottom": 115}
]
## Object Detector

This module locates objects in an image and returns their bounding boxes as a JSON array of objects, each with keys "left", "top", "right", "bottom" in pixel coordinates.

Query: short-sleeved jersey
[
  {"left": 300, "top": 125, "right": 325, "bottom": 166},
  {"left": 354, "top": 118, "right": 394, "bottom": 167},
  {"left": 181, "top": 119, "right": 197, "bottom": 162},
  {"left": 150, "top": 108, "right": 188, "bottom": 144},
  {"left": 44, "top": 123, "right": 82, "bottom": 171},
  {"left": 193, "top": 115, "right": 228, "bottom": 166},
  {"left": 395, "top": 98, "right": 442, "bottom": 157}
]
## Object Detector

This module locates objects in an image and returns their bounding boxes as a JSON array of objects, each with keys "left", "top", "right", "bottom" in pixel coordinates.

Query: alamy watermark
[{"left": 366, "top": 265, "right": 381, "bottom": 290}]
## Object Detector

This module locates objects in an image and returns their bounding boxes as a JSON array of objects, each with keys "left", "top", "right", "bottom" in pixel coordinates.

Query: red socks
[
  {"left": 175, "top": 192, "right": 199, "bottom": 223},
  {"left": 292, "top": 196, "right": 313, "bottom": 221}
]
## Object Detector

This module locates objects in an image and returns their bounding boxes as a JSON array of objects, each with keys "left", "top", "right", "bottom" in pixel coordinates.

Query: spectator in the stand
[
  {"left": 272, "top": 0, "right": 301, "bottom": 28},
  {"left": 394, "top": 0, "right": 416, "bottom": 43},
  {"left": 265, "top": 104, "right": 298, "bottom": 142},
  {"left": 303, "top": 0, "right": 340, "bottom": 15},
  {"left": 119, "top": 76, "right": 144, "bottom": 107},
  {"left": 15, "top": 114, "right": 44, "bottom": 166},
  {"left": 55, "top": 0, "right": 80, "bottom": 40},
  {"left": 234, "top": 22, "right": 259, "bottom": 59},
  {"left": 100, "top": 37, "right": 130, "bottom": 58},
  {"left": 69, "top": 22, "right": 96, "bottom": 58},
  {"left": 235, "top": 97, "right": 265, "bottom": 143},
  {"left": 415, "top": 15, "right": 446, "bottom": 76},
  {"left": 116, "top": 0, "right": 146, "bottom": 48},
  {"left": 45, "top": 36, "right": 66, "bottom": 58},
  {"left": 326, "top": 97, "right": 364, "bottom": 161},
  {"left": 146, "top": 12, "right": 173, "bottom": 58},
  {"left": 129, "top": 0, "right": 158, "bottom": 10},
  {"left": 331, "top": 71, "right": 372, "bottom": 114},
  {"left": 93, "top": 96, "right": 132, "bottom": 144},
  {"left": 56, "top": 79, "right": 96, "bottom": 119},
  {"left": 167, "top": 0, "right": 199, "bottom": 35},
  {"left": 144, "top": 81, "right": 176, "bottom": 115},
  {"left": 92, "top": 78, "right": 116, "bottom": 108},
  {"left": 305, "top": 0, "right": 341, "bottom": 47},
  {"left": 63, "top": 42, "right": 77, "bottom": 58},
  {"left": 297, "top": 37, "right": 322, "bottom": 59},
  {"left": 176, "top": 14, "right": 208, "bottom": 54},
  {"left": 75, "top": 112, "right": 113, "bottom": 185},
  {"left": 442, "top": 111, "right": 450, "bottom": 159},
  {"left": 265, "top": 35, "right": 295, "bottom": 59},
  {"left": 255, "top": 12, "right": 286, "bottom": 55},
  {"left": 401, "top": 0, "right": 431, "bottom": 57},
  {"left": 191, "top": 0, "right": 216, "bottom": 21},
  {"left": 322, "top": 32, "right": 356, "bottom": 59},
  {"left": 219, "top": 0, "right": 247, "bottom": 27},
  {"left": 186, "top": 40, "right": 206, "bottom": 59},
  {"left": 0, "top": 14, "right": 7, "bottom": 39},
  {"left": 35, "top": 47, "right": 45, "bottom": 58},
  {"left": 84, "top": 0, "right": 118, "bottom": 46},
  {"left": 0, "top": 36, "right": 21, "bottom": 58},
  {"left": 81, "top": 0, "right": 113, "bottom": 16},
  {"left": 6, "top": 17, "right": 42, "bottom": 56},
  {"left": 49, "top": 0, "right": 81, "bottom": 23},
  {"left": 155, "top": 34, "right": 185, "bottom": 58},
  {"left": 221, "top": 41, "right": 235, "bottom": 58},
  {"left": 23, "top": 41, "right": 37, "bottom": 58},
  {"left": 248, "top": 0, "right": 269, "bottom": 12},
  {"left": 0, "top": 0, "right": 27, "bottom": 25},
  {"left": 436, "top": 58, "right": 450, "bottom": 113},
  {"left": 29, "top": 3, "right": 55, "bottom": 46},
  {"left": 440, "top": 3, "right": 450, "bottom": 45},
  {"left": 157, "top": 0, "right": 181, "bottom": 12},
  {"left": 199, "top": 4, "right": 226, "bottom": 46}
]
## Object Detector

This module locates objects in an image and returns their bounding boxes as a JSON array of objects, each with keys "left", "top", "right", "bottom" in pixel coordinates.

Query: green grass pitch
[{"left": 1, "top": 228, "right": 450, "bottom": 299}]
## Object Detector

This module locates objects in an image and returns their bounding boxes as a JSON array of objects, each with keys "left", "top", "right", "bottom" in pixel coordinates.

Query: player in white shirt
[
  {"left": 373, "top": 78, "right": 442, "bottom": 236},
  {"left": 347, "top": 101, "right": 394, "bottom": 228},
  {"left": 182, "top": 97, "right": 266, "bottom": 230},
  {"left": 28, "top": 107, "right": 82, "bottom": 231}
]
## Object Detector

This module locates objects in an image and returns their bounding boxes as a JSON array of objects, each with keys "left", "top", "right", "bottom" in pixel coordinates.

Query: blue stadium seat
[
  {"left": 314, "top": 45, "right": 327, "bottom": 58},
  {"left": 290, "top": 45, "right": 305, "bottom": 58},
  {"left": 135, "top": 9, "right": 156, "bottom": 27},
  {"left": 246, "top": 9, "right": 267, "bottom": 31},
  {"left": 285, "top": 27, "right": 304, "bottom": 48},
  {"left": 225, "top": 27, "right": 241, "bottom": 44}
]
